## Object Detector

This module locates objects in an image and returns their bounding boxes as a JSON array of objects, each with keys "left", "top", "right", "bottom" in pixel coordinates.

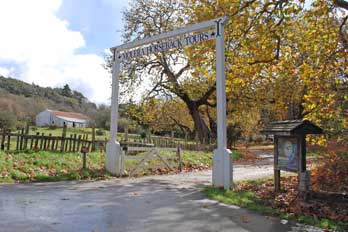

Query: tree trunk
[
  {"left": 186, "top": 101, "right": 211, "bottom": 144},
  {"left": 206, "top": 106, "right": 217, "bottom": 138}
]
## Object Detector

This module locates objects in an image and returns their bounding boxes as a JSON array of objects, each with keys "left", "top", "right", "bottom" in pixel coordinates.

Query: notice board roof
[{"left": 261, "top": 120, "right": 323, "bottom": 136}]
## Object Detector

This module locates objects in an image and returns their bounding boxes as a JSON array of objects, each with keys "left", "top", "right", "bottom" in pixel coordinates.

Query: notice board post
[{"left": 262, "top": 120, "right": 323, "bottom": 196}]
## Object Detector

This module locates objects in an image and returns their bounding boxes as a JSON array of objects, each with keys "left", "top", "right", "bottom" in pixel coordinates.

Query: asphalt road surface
[{"left": 0, "top": 151, "right": 324, "bottom": 232}]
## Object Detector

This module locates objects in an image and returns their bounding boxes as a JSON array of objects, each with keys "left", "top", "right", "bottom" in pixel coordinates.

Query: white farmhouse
[{"left": 36, "top": 109, "right": 89, "bottom": 128}]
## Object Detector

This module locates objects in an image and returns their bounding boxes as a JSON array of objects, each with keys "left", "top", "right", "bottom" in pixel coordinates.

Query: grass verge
[
  {"left": 203, "top": 186, "right": 275, "bottom": 214},
  {"left": 0, "top": 150, "right": 109, "bottom": 183},
  {"left": 0, "top": 149, "right": 245, "bottom": 183},
  {"left": 202, "top": 179, "right": 348, "bottom": 231}
]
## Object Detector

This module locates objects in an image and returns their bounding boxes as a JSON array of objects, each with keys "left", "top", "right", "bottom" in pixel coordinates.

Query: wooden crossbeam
[{"left": 128, "top": 148, "right": 174, "bottom": 176}]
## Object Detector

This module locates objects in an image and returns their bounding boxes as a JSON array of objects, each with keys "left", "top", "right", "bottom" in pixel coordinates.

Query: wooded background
[{"left": 1, "top": 0, "right": 348, "bottom": 147}]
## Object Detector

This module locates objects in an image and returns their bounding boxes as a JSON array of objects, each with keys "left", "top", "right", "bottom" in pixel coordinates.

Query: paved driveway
[{"left": 0, "top": 154, "right": 323, "bottom": 232}]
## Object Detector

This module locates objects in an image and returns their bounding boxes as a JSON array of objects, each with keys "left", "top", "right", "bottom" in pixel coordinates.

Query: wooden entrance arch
[{"left": 108, "top": 17, "right": 233, "bottom": 189}]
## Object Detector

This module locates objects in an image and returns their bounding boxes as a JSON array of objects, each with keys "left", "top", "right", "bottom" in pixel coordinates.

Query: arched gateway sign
[{"left": 108, "top": 17, "right": 233, "bottom": 189}]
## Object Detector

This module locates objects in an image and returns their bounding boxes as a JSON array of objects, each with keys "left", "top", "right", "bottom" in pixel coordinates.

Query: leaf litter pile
[{"left": 236, "top": 176, "right": 348, "bottom": 224}]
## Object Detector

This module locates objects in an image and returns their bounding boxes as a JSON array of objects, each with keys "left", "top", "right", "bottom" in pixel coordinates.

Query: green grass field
[
  {"left": 0, "top": 149, "right": 244, "bottom": 183},
  {"left": 31, "top": 127, "right": 111, "bottom": 140},
  {"left": 30, "top": 127, "right": 194, "bottom": 142},
  {"left": 0, "top": 150, "right": 107, "bottom": 182},
  {"left": 0, "top": 126, "right": 241, "bottom": 182}
]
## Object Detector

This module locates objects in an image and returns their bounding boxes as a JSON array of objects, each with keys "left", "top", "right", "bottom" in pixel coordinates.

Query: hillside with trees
[{"left": 0, "top": 75, "right": 98, "bottom": 128}]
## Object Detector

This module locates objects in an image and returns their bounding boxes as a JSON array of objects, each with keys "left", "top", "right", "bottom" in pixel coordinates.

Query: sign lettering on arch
[{"left": 118, "top": 30, "right": 217, "bottom": 61}]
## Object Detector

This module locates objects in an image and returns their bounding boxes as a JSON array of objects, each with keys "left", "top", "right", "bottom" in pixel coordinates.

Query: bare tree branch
[
  {"left": 169, "top": 116, "right": 192, "bottom": 134},
  {"left": 333, "top": 0, "right": 348, "bottom": 10},
  {"left": 196, "top": 84, "right": 216, "bottom": 106},
  {"left": 339, "top": 15, "right": 348, "bottom": 49}
]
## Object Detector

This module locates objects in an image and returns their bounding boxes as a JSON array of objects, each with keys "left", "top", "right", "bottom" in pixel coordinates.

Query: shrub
[
  {"left": 140, "top": 131, "right": 147, "bottom": 139},
  {"left": 0, "top": 111, "right": 17, "bottom": 129},
  {"left": 96, "top": 129, "right": 105, "bottom": 136},
  {"left": 10, "top": 170, "right": 28, "bottom": 181},
  {"left": 15, "top": 121, "right": 26, "bottom": 130},
  {"left": 311, "top": 141, "right": 348, "bottom": 194},
  {"left": 118, "top": 118, "right": 129, "bottom": 132},
  {"left": 48, "top": 124, "right": 58, "bottom": 130}
]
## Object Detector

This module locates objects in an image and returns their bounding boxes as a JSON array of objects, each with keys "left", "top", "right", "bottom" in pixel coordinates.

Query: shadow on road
[{"left": 0, "top": 177, "right": 298, "bottom": 232}]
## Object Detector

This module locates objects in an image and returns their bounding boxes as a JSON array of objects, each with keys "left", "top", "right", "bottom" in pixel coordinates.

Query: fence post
[
  {"left": 51, "top": 134, "right": 55, "bottom": 151},
  {"left": 20, "top": 128, "right": 25, "bottom": 150},
  {"left": 47, "top": 133, "right": 52, "bottom": 150},
  {"left": 177, "top": 144, "right": 182, "bottom": 172},
  {"left": 125, "top": 124, "right": 128, "bottom": 142},
  {"left": 69, "top": 134, "right": 73, "bottom": 152},
  {"left": 16, "top": 130, "right": 20, "bottom": 150},
  {"left": 34, "top": 132, "right": 40, "bottom": 150},
  {"left": 54, "top": 137, "right": 59, "bottom": 151},
  {"left": 43, "top": 133, "right": 48, "bottom": 150},
  {"left": 91, "top": 127, "right": 96, "bottom": 152},
  {"left": 7, "top": 129, "right": 11, "bottom": 151},
  {"left": 73, "top": 134, "right": 77, "bottom": 152},
  {"left": 30, "top": 134, "right": 34, "bottom": 150},
  {"left": 1, "top": 128, "right": 5, "bottom": 150},
  {"left": 24, "top": 123, "right": 29, "bottom": 150},
  {"left": 81, "top": 146, "right": 88, "bottom": 169},
  {"left": 60, "top": 125, "right": 67, "bottom": 152},
  {"left": 87, "top": 140, "right": 91, "bottom": 152},
  {"left": 40, "top": 133, "right": 44, "bottom": 150},
  {"left": 77, "top": 135, "right": 82, "bottom": 152}
]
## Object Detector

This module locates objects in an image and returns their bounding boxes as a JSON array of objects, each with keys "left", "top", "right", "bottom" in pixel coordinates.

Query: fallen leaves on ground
[
  {"left": 238, "top": 176, "right": 348, "bottom": 223},
  {"left": 242, "top": 215, "right": 250, "bottom": 223},
  {"left": 235, "top": 150, "right": 260, "bottom": 164},
  {"left": 184, "top": 163, "right": 210, "bottom": 172},
  {"left": 129, "top": 192, "right": 141, "bottom": 197}
]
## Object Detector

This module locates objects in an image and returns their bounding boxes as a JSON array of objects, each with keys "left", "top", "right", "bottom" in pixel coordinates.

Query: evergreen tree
[{"left": 62, "top": 84, "right": 72, "bottom": 97}]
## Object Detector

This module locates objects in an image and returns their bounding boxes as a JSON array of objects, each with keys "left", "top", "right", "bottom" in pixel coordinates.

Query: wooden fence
[
  {"left": 0, "top": 126, "right": 215, "bottom": 153},
  {"left": 0, "top": 127, "right": 99, "bottom": 153},
  {"left": 122, "top": 136, "right": 215, "bottom": 151}
]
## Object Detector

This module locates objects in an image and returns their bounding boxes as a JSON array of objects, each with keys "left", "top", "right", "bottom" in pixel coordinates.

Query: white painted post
[
  {"left": 213, "top": 18, "right": 233, "bottom": 190},
  {"left": 106, "top": 55, "right": 122, "bottom": 175}
]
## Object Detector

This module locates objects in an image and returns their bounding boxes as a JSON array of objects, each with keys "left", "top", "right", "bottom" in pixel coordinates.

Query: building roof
[
  {"left": 56, "top": 116, "right": 88, "bottom": 123},
  {"left": 47, "top": 110, "right": 89, "bottom": 121},
  {"left": 261, "top": 120, "right": 323, "bottom": 136}
]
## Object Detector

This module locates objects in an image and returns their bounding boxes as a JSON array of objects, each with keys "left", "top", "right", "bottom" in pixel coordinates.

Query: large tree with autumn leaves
[
  {"left": 120, "top": 0, "right": 217, "bottom": 143},
  {"left": 119, "top": 0, "right": 348, "bottom": 144},
  {"left": 185, "top": 0, "right": 348, "bottom": 142}
]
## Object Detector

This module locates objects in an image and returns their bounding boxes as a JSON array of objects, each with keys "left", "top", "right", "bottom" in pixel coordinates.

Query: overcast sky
[{"left": 0, "top": 0, "right": 130, "bottom": 104}]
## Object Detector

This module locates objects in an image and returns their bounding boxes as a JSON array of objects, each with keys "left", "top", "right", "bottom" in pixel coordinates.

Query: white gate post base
[
  {"left": 106, "top": 140, "right": 122, "bottom": 175},
  {"left": 213, "top": 148, "right": 233, "bottom": 189}
]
